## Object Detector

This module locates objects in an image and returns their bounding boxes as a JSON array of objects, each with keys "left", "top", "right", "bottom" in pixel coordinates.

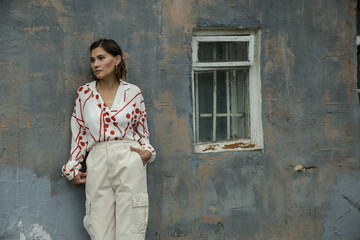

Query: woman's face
[{"left": 90, "top": 47, "right": 121, "bottom": 81}]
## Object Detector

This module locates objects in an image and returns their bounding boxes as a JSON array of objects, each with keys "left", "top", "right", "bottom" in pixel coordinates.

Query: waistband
[{"left": 90, "top": 140, "right": 140, "bottom": 151}]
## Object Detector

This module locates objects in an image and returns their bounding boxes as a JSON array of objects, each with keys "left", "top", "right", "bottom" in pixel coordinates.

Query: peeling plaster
[
  {"left": 292, "top": 164, "right": 317, "bottom": 172},
  {"left": 18, "top": 222, "right": 52, "bottom": 240},
  {"left": 23, "top": 26, "right": 51, "bottom": 35}
]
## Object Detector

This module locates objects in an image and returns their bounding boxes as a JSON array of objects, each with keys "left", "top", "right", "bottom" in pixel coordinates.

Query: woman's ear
[{"left": 116, "top": 55, "right": 122, "bottom": 66}]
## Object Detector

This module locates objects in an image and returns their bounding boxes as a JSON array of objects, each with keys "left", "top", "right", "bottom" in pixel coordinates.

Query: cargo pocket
[
  {"left": 83, "top": 200, "right": 95, "bottom": 238},
  {"left": 130, "top": 192, "right": 149, "bottom": 234}
]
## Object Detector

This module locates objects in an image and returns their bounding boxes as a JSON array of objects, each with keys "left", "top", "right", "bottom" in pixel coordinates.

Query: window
[
  {"left": 192, "top": 29, "right": 263, "bottom": 153},
  {"left": 357, "top": 2, "right": 360, "bottom": 105}
]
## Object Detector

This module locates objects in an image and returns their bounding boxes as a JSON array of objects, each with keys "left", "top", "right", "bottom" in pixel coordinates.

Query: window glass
[
  {"left": 198, "top": 42, "right": 249, "bottom": 62},
  {"left": 216, "top": 70, "right": 227, "bottom": 114},
  {"left": 195, "top": 69, "right": 249, "bottom": 143},
  {"left": 216, "top": 117, "right": 227, "bottom": 140},
  {"left": 199, "top": 117, "right": 212, "bottom": 142},
  {"left": 230, "top": 69, "right": 249, "bottom": 139},
  {"left": 231, "top": 116, "right": 246, "bottom": 139},
  {"left": 197, "top": 71, "right": 214, "bottom": 114}
]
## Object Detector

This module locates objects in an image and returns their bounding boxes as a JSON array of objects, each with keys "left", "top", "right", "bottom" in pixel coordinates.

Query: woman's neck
[{"left": 97, "top": 76, "right": 119, "bottom": 90}]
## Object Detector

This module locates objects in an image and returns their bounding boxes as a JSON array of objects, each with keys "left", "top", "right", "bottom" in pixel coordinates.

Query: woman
[{"left": 62, "top": 39, "right": 155, "bottom": 240}]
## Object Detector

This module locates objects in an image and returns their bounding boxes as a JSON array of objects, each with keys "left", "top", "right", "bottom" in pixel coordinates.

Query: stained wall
[{"left": 0, "top": 0, "right": 359, "bottom": 239}]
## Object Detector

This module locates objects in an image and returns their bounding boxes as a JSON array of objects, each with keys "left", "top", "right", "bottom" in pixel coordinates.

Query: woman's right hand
[{"left": 71, "top": 172, "right": 87, "bottom": 185}]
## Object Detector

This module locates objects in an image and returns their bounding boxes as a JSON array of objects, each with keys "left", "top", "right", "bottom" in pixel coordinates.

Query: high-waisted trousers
[{"left": 83, "top": 140, "right": 148, "bottom": 240}]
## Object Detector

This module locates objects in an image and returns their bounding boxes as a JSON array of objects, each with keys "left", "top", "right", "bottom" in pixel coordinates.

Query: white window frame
[{"left": 192, "top": 29, "right": 263, "bottom": 153}]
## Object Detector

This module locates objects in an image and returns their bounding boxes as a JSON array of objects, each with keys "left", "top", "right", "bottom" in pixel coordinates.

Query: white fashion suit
[{"left": 62, "top": 80, "right": 155, "bottom": 240}]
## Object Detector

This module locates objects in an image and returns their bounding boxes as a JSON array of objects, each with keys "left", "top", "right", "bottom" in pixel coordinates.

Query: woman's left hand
[{"left": 130, "top": 146, "right": 151, "bottom": 166}]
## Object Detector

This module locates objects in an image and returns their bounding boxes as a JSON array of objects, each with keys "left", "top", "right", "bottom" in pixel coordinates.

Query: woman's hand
[
  {"left": 71, "top": 172, "right": 87, "bottom": 185},
  {"left": 130, "top": 146, "right": 151, "bottom": 166}
]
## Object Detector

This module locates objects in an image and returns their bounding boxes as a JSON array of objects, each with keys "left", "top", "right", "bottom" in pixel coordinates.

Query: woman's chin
[{"left": 95, "top": 74, "right": 104, "bottom": 80}]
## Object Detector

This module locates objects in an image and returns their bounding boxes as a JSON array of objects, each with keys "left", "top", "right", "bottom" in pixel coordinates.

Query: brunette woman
[{"left": 62, "top": 39, "right": 155, "bottom": 240}]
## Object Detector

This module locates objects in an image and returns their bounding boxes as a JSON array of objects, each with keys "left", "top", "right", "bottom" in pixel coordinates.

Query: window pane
[
  {"left": 230, "top": 69, "right": 249, "bottom": 112},
  {"left": 198, "top": 42, "right": 213, "bottom": 61},
  {"left": 230, "top": 69, "right": 249, "bottom": 138},
  {"left": 216, "top": 117, "right": 227, "bottom": 140},
  {"left": 197, "top": 71, "right": 213, "bottom": 114},
  {"left": 199, "top": 117, "right": 212, "bottom": 142},
  {"left": 231, "top": 116, "right": 247, "bottom": 139},
  {"left": 216, "top": 70, "right": 227, "bottom": 113},
  {"left": 198, "top": 42, "right": 248, "bottom": 62}
]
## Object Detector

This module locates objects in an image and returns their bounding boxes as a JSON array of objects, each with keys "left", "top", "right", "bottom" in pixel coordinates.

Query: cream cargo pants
[{"left": 83, "top": 140, "right": 148, "bottom": 240}]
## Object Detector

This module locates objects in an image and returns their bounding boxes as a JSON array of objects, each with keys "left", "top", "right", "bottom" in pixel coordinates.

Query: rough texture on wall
[{"left": 1, "top": 0, "right": 359, "bottom": 239}]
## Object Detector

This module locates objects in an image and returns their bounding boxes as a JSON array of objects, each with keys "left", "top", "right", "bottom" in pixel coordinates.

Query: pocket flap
[{"left": 132, "top": 193, "right": 149, "bottom": 207}]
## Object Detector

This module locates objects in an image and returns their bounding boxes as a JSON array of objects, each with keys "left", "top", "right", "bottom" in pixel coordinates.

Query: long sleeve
[
  {"left": 62, "top": 88, "right": 89, "bottom": 180},
  {"left": 135, "top": 93, "right": 156, "bottom": 163}
]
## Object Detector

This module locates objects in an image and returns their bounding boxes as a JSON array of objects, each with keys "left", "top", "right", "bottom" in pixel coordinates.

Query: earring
[{"left": 115, "top": 65, "right": 118, "bottom": 72}]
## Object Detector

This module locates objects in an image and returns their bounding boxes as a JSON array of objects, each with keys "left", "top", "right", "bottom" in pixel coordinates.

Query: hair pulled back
[{"left": 90, "top": 39, "right": 127, "bottom": 80}]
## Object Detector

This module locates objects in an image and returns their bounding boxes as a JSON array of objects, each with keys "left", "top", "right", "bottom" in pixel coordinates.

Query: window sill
[{"left": 194, "top": 139, "right": 263, "bottom": 153}]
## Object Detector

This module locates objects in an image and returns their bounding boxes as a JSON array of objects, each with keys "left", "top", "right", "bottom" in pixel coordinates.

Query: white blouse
[{"left": 62, "top": 80, "right": 156, "bottom": 180}]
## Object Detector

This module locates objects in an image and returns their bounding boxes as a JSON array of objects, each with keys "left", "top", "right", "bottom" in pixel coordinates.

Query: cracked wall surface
[{"left": 0, "top": 0, "right": 359, "bottom": 239}]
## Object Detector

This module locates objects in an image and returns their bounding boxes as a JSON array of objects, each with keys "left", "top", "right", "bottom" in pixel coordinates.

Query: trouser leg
[
  {"left": 108, "top": 142, "right": 149, "bottom": 240},
  {"left": 84, "top": 147, "right": 116, "bottom": 240}
]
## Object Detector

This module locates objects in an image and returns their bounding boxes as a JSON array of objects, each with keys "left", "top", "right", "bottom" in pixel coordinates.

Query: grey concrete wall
[{"left": 1, "top": 0, "right": 359, "bottom": 239}]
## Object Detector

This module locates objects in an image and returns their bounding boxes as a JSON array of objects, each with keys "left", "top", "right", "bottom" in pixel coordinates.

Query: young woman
[{"left": 62, "top": 39, "right": 155, "bottom": 239}]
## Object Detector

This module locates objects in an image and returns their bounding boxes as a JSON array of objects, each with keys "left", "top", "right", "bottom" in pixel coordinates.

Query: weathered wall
[{"left": 1, "top": 0, "right": 359, "bottom": 239}]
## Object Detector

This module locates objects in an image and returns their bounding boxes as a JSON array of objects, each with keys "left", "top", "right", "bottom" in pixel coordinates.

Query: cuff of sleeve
[
  {"left": 140, "top": 145, "right": 156, "bottom": 163},
  {"left": 62, "top": 161, "right": 82, "bottom": 181},
  {"left": 147, "top": 151, "right": 156, "bottom": 163}
]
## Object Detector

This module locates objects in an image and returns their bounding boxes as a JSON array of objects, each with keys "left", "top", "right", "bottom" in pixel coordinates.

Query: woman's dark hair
[{"left": 90, "top": 39, "right": 127, "bottom": 80}]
